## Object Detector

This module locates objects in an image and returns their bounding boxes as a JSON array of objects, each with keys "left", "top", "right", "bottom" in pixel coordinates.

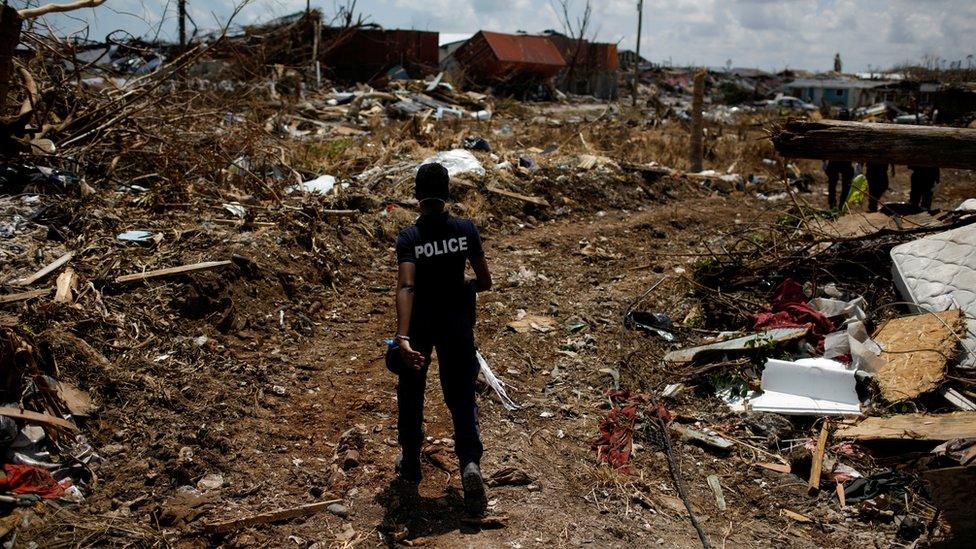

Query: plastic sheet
[{"left": 476, "top": 351, "right": 519, "bottom": 411}]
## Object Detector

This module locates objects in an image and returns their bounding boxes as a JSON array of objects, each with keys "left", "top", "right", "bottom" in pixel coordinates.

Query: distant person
[
  {"left": 865, "top": 162, "right": 894, "bottom": 213},
  {"left": 908, "top": 166, "right": 940, "bottom": 211},
  {"left": 825, "top": 109, "right": 855, "bottom": 209}
]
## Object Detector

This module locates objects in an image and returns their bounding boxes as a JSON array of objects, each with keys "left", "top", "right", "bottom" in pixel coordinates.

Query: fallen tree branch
[{"left": 18, "top": 0, "right": 107, "bottom": 20}]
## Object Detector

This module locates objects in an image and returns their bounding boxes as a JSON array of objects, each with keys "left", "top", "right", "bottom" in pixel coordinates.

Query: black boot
[
  {"left": 395, "top": 453, "right": 422, "bottom": 483},
  {"left": 461, "top": 462, "right": 487, "bottom": 516}
]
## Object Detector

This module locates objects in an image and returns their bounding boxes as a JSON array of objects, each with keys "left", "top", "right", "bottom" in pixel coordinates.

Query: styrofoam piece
[
  {"left": 747, "top": 358, "right": 861, "bottom": 416},
  {"left": 891, "top": 224, "right": 976, "bottom": 367},
  {"left": 288, "top": 174, "right": 336, "bottom": 194},
  {"left": 418, "top": 149, "right": 486, "bottom": 177}
]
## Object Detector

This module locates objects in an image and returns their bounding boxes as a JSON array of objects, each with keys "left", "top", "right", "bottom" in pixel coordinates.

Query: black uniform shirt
[{"left": 396, "top": 212, "right": 483, "bottom": 319}]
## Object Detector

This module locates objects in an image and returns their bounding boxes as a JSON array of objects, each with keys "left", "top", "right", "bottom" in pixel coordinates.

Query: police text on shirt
[{"left": 415, "top": 237, "right": 468, "bottom": 258}]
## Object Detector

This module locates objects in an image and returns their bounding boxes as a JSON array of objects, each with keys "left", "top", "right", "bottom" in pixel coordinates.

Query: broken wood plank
[
  {"left": 923, "top": 466, "right": 976, "bottom": 545},
  {"left": 873, "top": 310, "right": 963, "bottom": 402},
  {"left": 706, "top": 475, "right": 726, "bottom": 511},
  {"left": 202, "top": 499, "right": 342, "bottom": 534},
  {"left": 664, "top": 328, "right": 808, "bottom": 364},
  {"left": 211, "top": 219, "right": 276, "bottom": 228},
  {"left": 114, "top": 260, "right": 232, "bottom": 284},
  {"left": 781, "top": 509, "right": 812, "bottom": 523},
  {"left": 460, "top": 514, "right": 508, "bottom": 529},
  {"left": 0, "top": 288, "right": 52, "bottom": 305},
  {"left": 836, "top": 482, "right": 846, "bottom": 508},
  {"left": 836, "top": 412, "right": 976, "bottom": 442},
  {"left": 321, "top": 209, "right": 358, "bottom": 216},
  {"left": 773, "top": 120, "right": 976, "bottom": 170},
  {"left": 808, "top": 420, "right": 830, "bottom": 495},
  {"left": 9, "top": 251, "right": 74, "bottom": 286},
  {"left": 757, "top": 462, "right": 792, "bottom": 474},
  {"left": 0, "top": 406, "right": 78, "bottom": 432},
  {"left": 54, "top": 267, "right": 78, "bottom": 304},
  {"left": 485, "top": 186, "right": 550, "bottom": 207}
]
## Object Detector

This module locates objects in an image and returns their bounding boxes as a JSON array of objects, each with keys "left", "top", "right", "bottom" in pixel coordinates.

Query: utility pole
[
  {"left": 689, "top": 69, "right": 705, "bottom": 172},
  {"left": 632, "top": 0, "right": 643, "bottom": 107},
  {"left": 178, "top": 0, "right": 187, "bottom": 47}
]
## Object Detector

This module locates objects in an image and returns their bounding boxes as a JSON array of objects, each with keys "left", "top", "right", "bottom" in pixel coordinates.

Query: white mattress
[{"left": 890, "top": 224, "right": 976, "bottom": 368}]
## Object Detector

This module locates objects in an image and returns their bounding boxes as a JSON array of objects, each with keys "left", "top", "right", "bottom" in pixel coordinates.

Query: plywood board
[{"left": 873, "top": 310, "right": 963, "bottom": 402}]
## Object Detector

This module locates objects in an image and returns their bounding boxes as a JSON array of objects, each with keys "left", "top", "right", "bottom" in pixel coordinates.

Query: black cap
[{"left": 416, "top": 163, "right": 449, "bottom": 202}]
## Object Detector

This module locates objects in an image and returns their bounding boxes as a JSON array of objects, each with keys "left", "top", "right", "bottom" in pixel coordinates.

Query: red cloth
[
  {"left": 751, "top": 279, "right": 834, "bottom": 345},
  {"left": 0, "top": 464, "right": 66, "bottom": 499},
  {"left": 592, "top": 391, "right": 644, "bottom": 473}
]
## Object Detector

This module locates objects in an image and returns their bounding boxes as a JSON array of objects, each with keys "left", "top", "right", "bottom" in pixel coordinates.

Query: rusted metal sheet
[
  {"left": 320, "top": 27, "right": 439, "bottom": 81},
  {"left": 545, "top": 35, "right": 618, "bottom": 71},
  {"left": 544, "top": 34, "right": 619, "bottom": 98},
  {"left": 454, "top": 31, "right": 565, "bottom": 80}
]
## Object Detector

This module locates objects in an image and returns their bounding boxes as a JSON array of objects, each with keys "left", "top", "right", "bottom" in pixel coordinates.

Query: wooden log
[
  {"left": 0, "top": 288, "right": 52, "bottom": 305},
  {"left": 10, "top": 251, "right": 74, "bottom": 286},
  {"left": 114, "top": 260, "right": 232, "bottom": 284},
  {"left": 203, "top": 499, "right": 342, "bottom": 534},
  {"left": 773, "top": 120, "right": 976, "bottom": 169}
]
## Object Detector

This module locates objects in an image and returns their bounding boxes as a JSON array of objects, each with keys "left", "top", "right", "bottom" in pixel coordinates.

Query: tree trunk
[
  {"left": 0, "top": 5, "right": 23, "bottom": 111},
  {"left": 773, "top": 120, "right": 976, "bottom": 170}
]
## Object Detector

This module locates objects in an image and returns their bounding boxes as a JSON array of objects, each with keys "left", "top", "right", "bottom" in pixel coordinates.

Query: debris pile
[{"left": 607, "top": 202, "right": 976, "bottom": 547}]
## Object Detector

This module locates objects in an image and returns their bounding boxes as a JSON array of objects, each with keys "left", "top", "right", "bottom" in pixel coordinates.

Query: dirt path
[{"left": 201, "top": 192, "right": 849, "bottom": 548}]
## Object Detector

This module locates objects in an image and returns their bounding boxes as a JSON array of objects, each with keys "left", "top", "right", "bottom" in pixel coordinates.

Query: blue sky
[{"left": 19, "top": 0, "right": 976, "bottom": 72}]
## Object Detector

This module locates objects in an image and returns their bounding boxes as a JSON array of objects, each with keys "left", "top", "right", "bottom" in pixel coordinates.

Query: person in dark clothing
[
  {"left": 865, "top": 162, "right": 893, "bottom": 213},
  {"left": 825, "top": 160, "right": 855, "bottom": 209},
  {"left": 393, "top": 162, "right": 493, "bottom": 516},
  {"left": 908, "top": 166, "right": 939, "bottom": 210},
  {"left": 825, "top": 108, "right": 854, "bottom": 209}
]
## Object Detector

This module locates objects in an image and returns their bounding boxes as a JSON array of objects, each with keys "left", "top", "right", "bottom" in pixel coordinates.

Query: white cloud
[{"left": 34, "top": 0, "right": 975, "bottom": 72}]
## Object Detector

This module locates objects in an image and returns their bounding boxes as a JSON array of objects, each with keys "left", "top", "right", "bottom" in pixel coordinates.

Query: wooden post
[
  {"left": 0, "top": 6, "right": 23, "bottom": 109},
  {"left": 689, "top": 69, "right": 705, "bottom": 172},
  {"left": 631, "top": 0, "right": 643, "bottom": 107},
  {"left": 773, "top": 120, "right": 976, "bottom": 170},
  {"left": 178, "top": 0, "right": 187, "bottom": 47},
  {"left": 311, "top": 13, "right": 320, "bottom": 88},
  {"left": 808, "top": 420, "right": 830, "bottom": 495}
]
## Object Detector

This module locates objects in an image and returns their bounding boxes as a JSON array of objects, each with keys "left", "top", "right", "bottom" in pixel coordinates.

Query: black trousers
[
  {"left": 865, "top": 166, "right": 889, "bottom": 213},
  {"left": 909, "top": 173, "right": 936, "bottom": 210},
  {"left": 825, "top": 161, "right": 855, "bottom": 209},
  {"left": 397, "top": 313, "right": 483, "bottom": 467}
]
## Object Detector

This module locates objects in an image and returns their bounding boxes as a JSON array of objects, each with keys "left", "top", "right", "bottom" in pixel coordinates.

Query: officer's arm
[
  {"left": 470, "top": 256, "right": 492, "bottom": 293},
  {"left": 396, "top": 262, "right": 416, "bottom": 337}
]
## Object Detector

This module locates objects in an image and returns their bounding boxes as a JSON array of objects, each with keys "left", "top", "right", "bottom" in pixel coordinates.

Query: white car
[{"left": 766, "top": 96, "right": 818, "bottom": 112}]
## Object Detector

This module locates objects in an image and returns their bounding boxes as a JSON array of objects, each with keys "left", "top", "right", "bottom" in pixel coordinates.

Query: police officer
[{"left": 393, "top": 162, "right": 493, "bottom": 516}]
